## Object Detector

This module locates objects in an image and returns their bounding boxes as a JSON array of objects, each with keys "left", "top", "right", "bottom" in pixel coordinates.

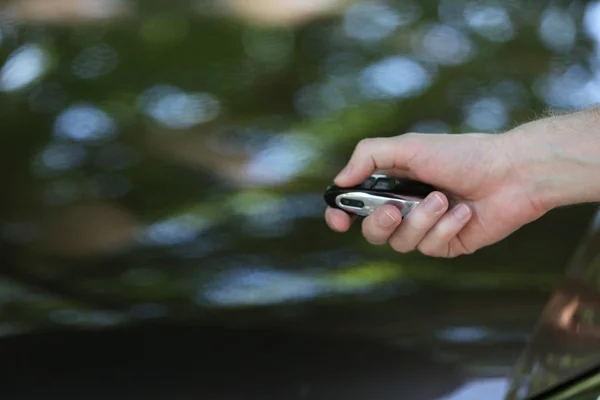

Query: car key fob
[{"left": 323, "top": 174, "right": 437, "bottom": 217}]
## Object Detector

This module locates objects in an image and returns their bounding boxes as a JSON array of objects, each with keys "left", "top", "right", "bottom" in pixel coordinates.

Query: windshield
[{"left": 1, "top": 1, "right": 600, "bottom": 399}]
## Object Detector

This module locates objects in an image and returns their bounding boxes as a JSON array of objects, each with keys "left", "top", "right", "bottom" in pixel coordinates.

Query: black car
[{"left": 1, "top": 1, "right": 599, "bottom": 399}]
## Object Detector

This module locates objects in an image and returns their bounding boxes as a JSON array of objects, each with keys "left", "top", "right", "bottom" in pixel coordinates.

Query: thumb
[{"left": 334, "top": 135, "right": 419, "bottom": 187}]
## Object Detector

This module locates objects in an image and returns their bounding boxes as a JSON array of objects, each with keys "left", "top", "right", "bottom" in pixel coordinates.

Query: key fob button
[
  {"left": 359, "top": 177, "right": 376, "bottom": 189},
  {"left": 372, "top": 178, "right": 395, "bottom": 190},
  {"left": 340, "top": 198, "right": 364, "bottom": 208}
]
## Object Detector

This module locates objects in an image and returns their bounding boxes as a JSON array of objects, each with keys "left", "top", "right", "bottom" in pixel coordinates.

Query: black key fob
[{"left": 324, "top": 174, "right": 436, "bottom": 217}]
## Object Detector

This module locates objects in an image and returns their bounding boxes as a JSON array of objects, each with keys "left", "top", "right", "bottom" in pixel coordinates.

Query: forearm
[{"left": 503, "top": 107, "right": 600, "bottom": 212}]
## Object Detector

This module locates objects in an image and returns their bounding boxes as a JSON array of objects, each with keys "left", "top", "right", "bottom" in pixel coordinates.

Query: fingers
[
  {"left": 325, "top": 207, "right": 355, "bottom": 232},
  {"left": 361, "top": 204, "right": 402, "bottom": 245},
  {"left": 326, "top": 192, "right": 474, "bottom": 258},
  {"left": 387, "top": 192, "right": 448, "bottom": 253},
  {"left": 334, "top": 135, "right": 419, "bottom": 187},
  {"left": 416, "top": 204, "right": 472, "bottom": 257}
]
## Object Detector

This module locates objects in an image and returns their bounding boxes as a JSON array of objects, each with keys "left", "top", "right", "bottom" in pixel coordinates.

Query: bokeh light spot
[
  {"left": 464, "top": 97, "right": 508, "bottom": 131},
  {"left": 0, "top": 43, "right": 49, "bottom": 92},
  {"left": 539, "top": 7, "right": 576, "bottom": 53},
  {"left": 54, "top": 104, "right": 117, "bottom": 141},
  {"left": 138, "top": 85, "right": 221, "bottom": 129},
  {"left": 359, "top": 56, "right": 432, "bottom": 99},
  {"left": 464, "top": 4, "right": 515, "bottom": 42}
]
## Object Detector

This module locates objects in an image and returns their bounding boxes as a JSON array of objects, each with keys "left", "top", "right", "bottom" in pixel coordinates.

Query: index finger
[{"left": 333, "top": 135, "right": 419, "bottom": 187}]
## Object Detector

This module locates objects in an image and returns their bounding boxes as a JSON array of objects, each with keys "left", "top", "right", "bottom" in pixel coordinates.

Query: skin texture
[{"left": 325, "top": 108, "right": 600, "bottom": 258}]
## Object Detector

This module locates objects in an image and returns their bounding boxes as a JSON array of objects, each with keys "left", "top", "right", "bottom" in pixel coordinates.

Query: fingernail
[
  {"left": 423, "top": 193, "right": 445, "bottom": 213},
  {"left": 335, "top": 164, "right": 352, "bottom": 181},
  {"left": 378, "top": 209, "right": 398, "bottom": 228},
  {"left": 454, "top": 204, "right": 471, "bottom": 221}
]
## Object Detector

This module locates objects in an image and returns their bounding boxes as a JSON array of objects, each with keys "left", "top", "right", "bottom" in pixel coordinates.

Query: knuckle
[
  {"left": 362, "top": 231, "right": 380, "bottom": 245},
  {"left": 361, "top": 220, "right": 385, "bottom": 245},
  {"left": 404, "top": 211, "right": 429, "bottom": 228},
  {"left": 417, "top": 243, "right": 440, "bottom": 257},
  {"left": 436, "top": 228, "right": 455, "bottom": 243},
  {"left": 401, "top": 132, "right": 421, "bottom": 144},
  {"left": 389, "top": 240, "right": 413, "bottom": 254},
  {"left": 445, "top": 248, "right": 465, "bottom": 259},
  {"left": 452, "top": 238, "right": 475, "bottom": 255},
  {"left": 356, "top": 138, "right": 375, "bottom": 151},
  {"left": 366, "top": 237, "right": 385, "bottom": 246},
  {"left": 443, "top": 247, "right": 458, "bottom": 258},
  {"left": 461, "top": 246, "right": 476, "bottom": 255}
]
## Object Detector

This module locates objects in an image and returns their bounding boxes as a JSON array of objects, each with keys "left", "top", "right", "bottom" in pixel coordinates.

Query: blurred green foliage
[{"left": 0, "top": 0, "right": 599, "bottom": 398}]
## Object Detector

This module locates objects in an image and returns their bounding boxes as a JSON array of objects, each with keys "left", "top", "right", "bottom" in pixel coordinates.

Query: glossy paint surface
[
  {"left": 508, "top": 208, "right": 600, "bottom": 400},
  {"left": 1, "top": 1, "right": 600, "bottom": 399}
]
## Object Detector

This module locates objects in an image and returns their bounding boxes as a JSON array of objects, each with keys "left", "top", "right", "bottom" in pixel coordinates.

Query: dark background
[{"left": 1, "top": 0, "right": 600, "bottom": 398}]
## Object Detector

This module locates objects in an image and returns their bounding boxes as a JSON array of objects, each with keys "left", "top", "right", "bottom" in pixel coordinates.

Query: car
[
  {"left": 0, "top": 1, "right": 599, "bottom": 399},
  {"left": 506, "top": 209, "right": 600, "bottom": 400}
]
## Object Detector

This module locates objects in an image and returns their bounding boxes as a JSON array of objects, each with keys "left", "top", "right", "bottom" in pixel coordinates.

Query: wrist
[{"left": 501, "top": 108, "right": 600, "bottom": 212}]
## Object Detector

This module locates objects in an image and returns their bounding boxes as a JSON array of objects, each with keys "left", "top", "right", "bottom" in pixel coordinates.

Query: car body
[
  {"left": 507, "top": 208, "right": 600, "bottom": 400},
  {"left": 1, "top": 1, "right": 600, "bottom": 399}
]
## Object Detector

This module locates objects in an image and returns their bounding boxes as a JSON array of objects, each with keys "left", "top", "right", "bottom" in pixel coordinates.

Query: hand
[{"left": 325, "top": 132, "right": 547, "bottom": 258}]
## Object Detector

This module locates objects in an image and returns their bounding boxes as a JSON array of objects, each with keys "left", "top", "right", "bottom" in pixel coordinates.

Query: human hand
[{"left": 324, "top": 132, "right": 547, "bottom": 258}]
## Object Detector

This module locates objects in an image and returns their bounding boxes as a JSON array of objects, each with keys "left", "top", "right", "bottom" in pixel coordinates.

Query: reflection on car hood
[
  {"left": 0, "top": 1, "right": 599, "bottom": 399},
  {"left": 507, "top": 207, "right": 600, "bottom": 399}
]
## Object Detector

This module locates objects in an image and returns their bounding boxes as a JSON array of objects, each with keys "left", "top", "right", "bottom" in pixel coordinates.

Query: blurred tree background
[{"left": 0, "top": 0, "right": 600, "bottom": 398}]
